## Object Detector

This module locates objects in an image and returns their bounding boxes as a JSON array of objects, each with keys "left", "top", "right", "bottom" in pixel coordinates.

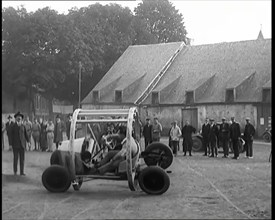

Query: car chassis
[{"left": 42, "top": 107, "right": 173, "bottom": 195}]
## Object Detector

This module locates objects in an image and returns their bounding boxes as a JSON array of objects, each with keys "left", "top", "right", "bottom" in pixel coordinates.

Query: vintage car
[{"left": 42, "top": 107, "right": 173, "bottom": 195}]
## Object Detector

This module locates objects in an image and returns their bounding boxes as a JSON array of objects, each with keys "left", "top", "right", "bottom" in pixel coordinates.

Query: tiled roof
[
  {"left": 82, "top": 42, "right": 183, "bottom": 104},
  {"left": 143, "top": 39, "right": 271, "bottom": 104}
]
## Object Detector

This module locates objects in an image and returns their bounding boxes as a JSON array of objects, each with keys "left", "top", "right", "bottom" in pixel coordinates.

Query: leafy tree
[{"left": 133, "top": 0, "right": 189, "bottom": 44}]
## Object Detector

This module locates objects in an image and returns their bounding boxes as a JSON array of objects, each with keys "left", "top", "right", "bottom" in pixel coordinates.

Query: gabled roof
[
  {"left": 82, "top": 42, "right": 183, "bottom": 104},
  {"left": 143, "top": 38, "right": 271, "bottom": 104}
]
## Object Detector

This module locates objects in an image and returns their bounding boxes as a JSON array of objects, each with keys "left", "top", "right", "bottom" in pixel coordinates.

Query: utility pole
[{"left": 78, "top": 61, "right": 82, "bottom": 108}]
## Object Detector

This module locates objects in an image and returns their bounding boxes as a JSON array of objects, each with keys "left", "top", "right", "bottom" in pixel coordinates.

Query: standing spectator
[
  {"left": 168, "top": 122, "right": 173, "bottom": 149},
  {"left": 182, "top": 120, "right": 196, "bottom": 156},
  {"left": 220, "top": 117, "right": 230, "bottom": 158},
  {"left": 54, "top": 115, "right": 65, "bottom": 150},
  {"left": 170, "top": 121, "right": 182, "bottom": 156},
  {"left": 2, "top": 120, "right": 6, "bottom": 150},
  {"left": 142, "top": 118, "right": 153, "bottom": 149},
  {"left": 38, "top": 117, "right": 43, "bottom": 149},
  {"left": 10, "top": 112, "right": 30, "bottom": 175},
  {"left": 243, "top": 117, "right": 256, "bottom": 158},
  {"left": 229, "top": 117, "right": 241, "bottom": 159},
  {"left": 208, "top": 118, "right": 219, "bottom": 157},
  {"left": 24, "top": 116, "right": 32, "bottom": 151},
  {"left": 40, "top": 119, "right": 48, "bottom": 151},
  {"left": 5, "top": 115, "right": 14, "bottom": 151},
  {"left": 32, "top": 118, "right": 41, "bottom": 151},
  {"left": 66, "top": 114, "right": 72, "bottom": 140},
  {"left": 152, "top": 117, "right": 162, "bottom": 142},
  {"left": 201, "top": 118, "right": 210, "bottom": 156},
  {"left": 46, "top": 120, "right": 55, "bottom": 152}
]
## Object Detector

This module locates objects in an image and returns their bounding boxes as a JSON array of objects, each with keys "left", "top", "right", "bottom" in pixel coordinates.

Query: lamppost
[{"left": 78, "top": 61, "right": 82, "bottom": 108}]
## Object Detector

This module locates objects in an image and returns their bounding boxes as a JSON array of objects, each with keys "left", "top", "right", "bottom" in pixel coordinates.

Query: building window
[
  {"left": 225, "top": 89, "right": 234, "bottom": 103},
  {"left": 152, "top": 92, "right": 159, "bottom": 105},
  {"left": 186, "top": 91, "right": 194, "bottom": 104},
  {"left": 262, "top": 88, "right": 271, "bottom": 103},
  {"left": 115, "top": 90, "right": 122, "bottom": 103},
  {"left": 93, "top": 91, "right": 99, "bottom": 103}
]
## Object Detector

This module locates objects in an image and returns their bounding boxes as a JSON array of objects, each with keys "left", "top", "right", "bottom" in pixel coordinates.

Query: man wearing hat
[
  {"left": 243, "top": 117, "right": 255, "bottom": 158},
  {"left": 220, "top": 117, "right": 230, "bottom": 158},
  {"left": 5, "top": 115, "right": 14, "bottom": 151},
  {"left": 208, "top": 118, "right": 219, "bottom": 157},
  {"left": 10, "top": 112, "right": 30, "bottom": 175},
  {"left": 142, "top": 117, "right": 153, "bottom": 149},
  {"left": 54, "top": 114, "right": 65, "bottom": 150},
  {"left": 229, "top": 117, "right": 241, "bottom": 159}
]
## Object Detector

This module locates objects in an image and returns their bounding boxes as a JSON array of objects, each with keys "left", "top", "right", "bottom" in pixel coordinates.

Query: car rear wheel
[{"left": 143, "top": 142, "right": 173, "bottom": 169}]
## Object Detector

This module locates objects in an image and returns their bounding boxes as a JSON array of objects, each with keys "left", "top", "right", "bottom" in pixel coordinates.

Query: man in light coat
[{"left": 170, "top": 120, "right": 182, "bottom": 156}]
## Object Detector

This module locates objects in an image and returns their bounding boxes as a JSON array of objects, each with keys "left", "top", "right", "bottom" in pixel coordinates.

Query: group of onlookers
[
  {"left": 142, "top": 116, "right": 256, "bottom": 160},
  {"left": 2, "top": 112, "right": 72, "bottom": 176},
  {"left": 201, "top": 116, "right": 255, "bottom": 159}
]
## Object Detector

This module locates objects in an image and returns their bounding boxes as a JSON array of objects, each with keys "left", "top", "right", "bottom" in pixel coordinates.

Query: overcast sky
[{"left": 2, "top": 0, "right": 271, "bottom": 45}]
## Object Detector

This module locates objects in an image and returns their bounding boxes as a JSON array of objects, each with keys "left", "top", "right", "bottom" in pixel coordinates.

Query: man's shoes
[
  {"left": 232, "top": 157, "right": 239, "bottom": 160},
  {"left": 189, "top": 154, "right": 192, "bottom": 156},
  {"left": 215, "top": 155, "right": 218, "bottom": 158},
  {"left": 203, "top": 154, "right": 207, "bottom": 156},
  {"left": 183, "top": 154, "right": 186, "bottom": 156},
  {"left": 248, "top": 156, "right": 253, "bottom": 159},
  {"left": 20, "top": 173, "right": 26, "bottom": 176},
  {"left": 209, "top": 155, "right": 214, "bottom": 157},
  {"left": 14, "top": 172, "right": 17, "bottom": 175}
]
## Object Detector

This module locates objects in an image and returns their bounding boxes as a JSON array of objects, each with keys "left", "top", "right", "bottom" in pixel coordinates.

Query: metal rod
[{"left": 76, "top": 119, "right": 128, "bottom": 123}]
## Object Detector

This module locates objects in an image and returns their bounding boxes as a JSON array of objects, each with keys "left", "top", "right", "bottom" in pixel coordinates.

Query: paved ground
[{"left": 2, "top": 139, "right": 271, "bottom": 219}]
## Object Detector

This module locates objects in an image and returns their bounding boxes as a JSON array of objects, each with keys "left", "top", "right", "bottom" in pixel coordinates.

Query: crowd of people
[
  {"left": 2, "top": 112, "right": 72, "bottom": 176},
  {"left": 2, "top": 111, "right": 258, "bottom": 176},
  {"left": 142, "top": 116, "right": 256, "bottom": 160}
]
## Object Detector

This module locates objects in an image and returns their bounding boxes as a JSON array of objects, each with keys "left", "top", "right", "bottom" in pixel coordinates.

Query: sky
[{"left": 2, "top": 0, "right": 272, "bottom": 45}]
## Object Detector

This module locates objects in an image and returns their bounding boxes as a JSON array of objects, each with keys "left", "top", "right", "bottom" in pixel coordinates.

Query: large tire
[
  {"left": 42, "top": 165, "right": 71, "bottom": 193},
  {"left": 263, "top": 132, "right": 271, "bottom": 143},
  {"left": 143, "top": 142, "right": 173, "bottom": 169},
  {"left": 138, "top": 166, "right": 170, "bottom": 195},
  {"left": 192, "top": 136, "right": 203, "bottom": 152}
]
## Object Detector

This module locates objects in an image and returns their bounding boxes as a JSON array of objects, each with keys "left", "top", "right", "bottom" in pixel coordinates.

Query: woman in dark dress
[{"left": 40, "top": 119, "right": 48, "bottom": 151}]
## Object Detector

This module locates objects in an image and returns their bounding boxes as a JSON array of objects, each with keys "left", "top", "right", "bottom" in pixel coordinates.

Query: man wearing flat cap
[
  {"left": 220, "top": 117, "right": 230, "bottom": 158},
  {"left": 54, "top": 115, "right": 65, "bottom": 150},
  {"left": 142, "top": 117, "right": 153, "bottom": 149},
  {"left": 229, "top": 117, "right": 241, "bottom": 159},
  {"left": 208, "top": 118, "right": 219, "bottom": 157},
  {"left": 10, "top": 112, "right": 30, "bottom": 175},
  {"left": 244, "top": 117, "right": 255, "bottom": 158},
  {"left": 5, "top": 115, "right": 14, "bottom": 151}
]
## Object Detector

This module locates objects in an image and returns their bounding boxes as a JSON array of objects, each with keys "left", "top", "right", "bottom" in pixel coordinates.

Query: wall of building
[{"left": 81, "top": 103, "right": 266, "bottom": 138}]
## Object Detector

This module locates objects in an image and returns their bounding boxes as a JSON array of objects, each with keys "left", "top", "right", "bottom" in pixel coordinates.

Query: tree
[{"left": 133, "top": 0, "right": 188, "bottom": 44}]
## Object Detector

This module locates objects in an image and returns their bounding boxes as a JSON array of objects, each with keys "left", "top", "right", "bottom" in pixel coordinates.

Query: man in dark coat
[
  {"left": 208, "top": 118, "right": 219, "bottom": 157},
  {"left": 243, "top": 117, "right": 256, "bottom": 158},
  {"left": 11, "top": 112, "right": 30, "bottom": 175},
  {"left": 229, "top": 117, "right": 241, "bottom": 159},
  {"left": 66, "top": 114, "right": 72, "bottom": 140},
  {"left": 220, "top": 117, "right": 230, "bottom": 158},
  {"left": 54, "top": 115, "right": 65, "bottom": 150},
  {"left": 201, "top": 118, "right": 210, "bottom": 156},
  {"left": 181, "top": 120, "right": 196, "bottom": 156},
  {"left": 142, "top": 118, "right": 153, "bottom": 149},
  {"left": 6, "top": 115, "right": 14, "bottom": 151}
]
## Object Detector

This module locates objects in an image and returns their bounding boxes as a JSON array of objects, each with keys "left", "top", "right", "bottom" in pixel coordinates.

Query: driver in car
[{"left": 86, "top": 125, "right": 138, "bottom": 175}]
